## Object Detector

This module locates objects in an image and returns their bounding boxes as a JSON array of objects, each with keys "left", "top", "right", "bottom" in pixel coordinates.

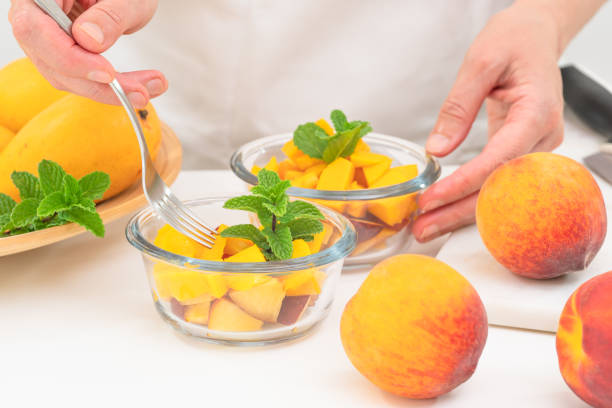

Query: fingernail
[
  {"left": 146, "top": 79, "right": 164, "bottom": 96},
  {"left": 79, "top": 22, "right": 104, "bottom": 44},
  {"left": 426, "top": 133, "right": 450, "bottom": 155},
  {"left": 86, "top": 70, "right": 113, "bottom": 83},
  {"left": 421, "top": 200, "right": 444, "bottom": 213},
  {"left": 420, "top": 224, "right": 440, "bottom": 241},
  {"left": 128, "top": 92, "right": 146, "bottom": 108}
]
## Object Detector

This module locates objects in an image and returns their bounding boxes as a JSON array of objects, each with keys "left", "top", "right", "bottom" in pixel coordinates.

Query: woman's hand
[
  {"left": 8, "top": 0, "right": 166, "bottom": 108},
  {"left": 413, "top": 0, "right": 604, "bottom": 242}
]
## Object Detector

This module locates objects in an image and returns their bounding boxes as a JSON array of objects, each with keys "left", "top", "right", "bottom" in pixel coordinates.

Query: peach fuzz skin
[
  {"left": 476, "top": 153, "right": 606, "bottom": 279},
  {"left": 340, "top": 254, "right": 488, "bottom": 399},
  {"left": 556, "top": 271, "right": 612, "bottom": 408}
]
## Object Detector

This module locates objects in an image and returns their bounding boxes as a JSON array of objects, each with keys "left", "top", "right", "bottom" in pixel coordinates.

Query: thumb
[
  {"left": 426, "top": 55, "right": 503, "bottom": 157},
  {"left": 72, "top": 0, "right": 157, "bottom": 53}
]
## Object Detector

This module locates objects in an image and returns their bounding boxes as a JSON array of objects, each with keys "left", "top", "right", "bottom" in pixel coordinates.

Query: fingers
[
  {"left": 426, "top": 53, "right": 505, "bottom": 157},
  {"left": 413, "top": 191, "right": 479, "bottom": 242},
  {"left": 73, "top": 0, "right": 158, "bottom": 53},
  {"left": 419, "top": 103, "right": 541, "bottom": 213}
]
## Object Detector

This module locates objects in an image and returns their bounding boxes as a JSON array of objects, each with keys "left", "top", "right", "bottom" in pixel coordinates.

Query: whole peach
[
  {"left": 476, "top": 152, "right": 606, "bottom": 279},
  {"left": 340, "top": 254, "right": 488, "bottom": 398},
  {"left": 557, "top": 271, "right": 612, "bottom": 408}
]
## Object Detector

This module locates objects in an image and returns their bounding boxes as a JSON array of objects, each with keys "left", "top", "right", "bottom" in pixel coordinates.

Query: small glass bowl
[
  {"left": 126, "top": 196, "right": 356, "bottom": 346},
  {"left": 230, "top": 133, "right": 440, "bottom": 266}
]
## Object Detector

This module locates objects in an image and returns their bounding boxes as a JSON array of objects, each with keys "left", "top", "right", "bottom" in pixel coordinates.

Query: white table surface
[{"left": 1, "top": 150, "right": 598, "bottom": 407}]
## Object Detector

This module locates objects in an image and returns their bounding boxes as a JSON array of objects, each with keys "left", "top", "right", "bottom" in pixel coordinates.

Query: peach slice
[
  {"left": 184, "top": 300, "right": 212, "bottom": 325},
  {"left": 277, "top": 295, "right": 312, "bottom": 325},
  {"left": 229, "top": 278, "right": 286, "bottom": 322},
  {"left": 208, "top": 299, "right": 264, "bottom": 332}
]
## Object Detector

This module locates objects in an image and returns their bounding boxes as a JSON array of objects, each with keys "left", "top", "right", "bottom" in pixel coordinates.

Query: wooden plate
[{"left": 0, "top": 123, "right": 182, "bottom": 257}]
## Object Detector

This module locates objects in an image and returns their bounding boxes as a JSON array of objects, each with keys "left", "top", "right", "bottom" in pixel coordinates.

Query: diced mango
[
  {"left": 354, "top": 139, "right": 370, "bottom": 153},
  {"left": 304, "top": 162, "right": 327, "bottom": 177},
  {"left": 350, "top": 152, "right": 389, "bottom": 167},
  {"left": 292, "top": 172, "right": 319, "bottom": 189},
  {"left": 346, "top": 182, "right": 367, "bottom": 218},
  {"left": 278, "top": 159, "right": 298, "bottom": 179},
  {"left": 354, "top": 167, "right": 368, "bottom": 187},
  {"left": 311, "top": 198, "right": 346, "bottom": 213},
  {"left": 196, "top": 235, "right": 226, "bottom": 261},
  {"left": 225, "top": 274, "right": 271, "bottom": 291},
  {"left": 285, "top": 170, "right": 303, "bottom": 180},
  {"left": 368, "top": 165, "right": 419, "bottom": 226},
  {"left": 308, "top": 223, "right": 332, "bottom": 254},
  {"left": 217, "top": 224, "right": 251, "bottom": 258},
  {"left": 225, "top": 245, "right": 267, "bottom": 263},
  {"left": 315, "top": 118, "right": 335, "bottom": 136},
  {"left": 206, "top": 274, "right": 229, "bottom": 298},
  {"left": 264, "top": 156, "right": 279, "bottom": 172},
  {"left": 282, "top": 140, "right": 301, "bottom": 160},
  {"left": 154, "top": 224, "right": 200, "bottom": 258},
  {"left": 153, "top": 263, "right": 214, "bottom": 302},
  {"left": 184, "top": 301, "right": 212, "bottom": 325},
  {"left": 317, "top": 157, "right": 354, "bottom": 191},
  {"left": 251, "top": 165, "right": 262, "bottom": 176},
  {"left": 363, "top": 157, "right": 392, "bottom": 187},
  {"left": 292, "top": 239, "right": 312, "bottom": 258},
  {"left": 281, "top": 269, "right": 327, "bottom": 296},
  {"left": 293, "top": 154, "right": 324, "bottom": 171}
]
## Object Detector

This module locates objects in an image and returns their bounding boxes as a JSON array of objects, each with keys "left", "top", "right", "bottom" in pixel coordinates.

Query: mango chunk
[
  {"left": 225, "top": 245, "right": 267, "bottom": 263},
  {"left": 354, "top": 139, "right": 370, "bottom": 153},
  {"left": 292, "top": 172, "right": 318, "bottom": 189},
  {"left": 264, "top": 156, "right": 279, "bottom": 172},
  {"left": 154, "top": 224, "right": 200, "bottom": 258},
  {"left": 347, "top": 182, "right": 367, "bottom": 218},
  {"left": 371, "top": 165, "right": 419, "bottom": 188},
  {"left": 282, "top": 140, "right": 301, "bottom": 160},
  {"left": 368, "top": 165, "right": 419, "bottom": 226},
  {"left": 282, "top": 269, "right": 327, "bottom": 296},
  {"left": 292, "top": 239, "right": 312, "bottom": 258},
  {"left": 317, "top": 158, "right": 355, "bottom": 191},
  {"left": 278, "top": 159, "right": 298, "bottom": 179},
  {"left": 153, "top": 263, "right": 215, "bottom": 302},
  {"left": 225, "top": 274, "right": 271, "bottom": 291},
  {"left": 285, "top": 170, "right": 303, "bottom": 180},
  {"left": 315, "top": 118, "right": 335, "bottom": 136},
  {"left": 251, "top": 164, "right": 262, "bottom": 176},
  {"left": 308, "top": 223, "right": 332, "bottom": 254},
  {"left": 184, "top": 300, "right": 212, "bottom": 325},
  {"left": 304, "top": 162, "right": 327, "bottom": 177},
  {"left": 363, "top": 157, "right": 392, "bottom": 187},
  {"left": 350, "top": 152, "right": 389, "bottom": 167},
  {"left": 293, "top": 154, "right": 324, "bottom": 171},
  {"left": 206, "top": 274, "right": 229, "bottom": 298},
  {"left": 216, "top": 224, "right": 250, "bottom": 258}
]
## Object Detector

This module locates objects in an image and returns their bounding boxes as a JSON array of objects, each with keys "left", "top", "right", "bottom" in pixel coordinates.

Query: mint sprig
[
  {"left": 0, "top": 159, "right": 110, "bottom": 238},
  {"left": 292, "top": 109, "right": 372, "bottom": 164},
  {"left": 221, "top": 169, "right": 325, "bottom": 260}
]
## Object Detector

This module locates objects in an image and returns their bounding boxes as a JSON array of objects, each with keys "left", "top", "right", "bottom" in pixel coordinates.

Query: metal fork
[{"left": 34, "top": 0, "right": 216, "bottom": 248}]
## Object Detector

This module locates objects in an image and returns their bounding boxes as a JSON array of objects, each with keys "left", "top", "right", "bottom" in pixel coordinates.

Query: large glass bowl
[
  {"left": 230, "top": 133, "right": 440, "bottom": 266},
  {"left": 126, "top": 196, "right": 356, "bottom": 346}
]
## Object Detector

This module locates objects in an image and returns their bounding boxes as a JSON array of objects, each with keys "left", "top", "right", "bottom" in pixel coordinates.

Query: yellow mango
[
  {"left": 363, "top": 157, "right": 392, "bottom": 187},
  {"left": 282, "top": 140, "right": 301, "bottom": 160},
  {"left": 251, "top": 165, "right": 262, "bottom": 176},
  {"left": 285, "top": 170, "right": 303, "bottom": 181},
  {"left": 304, "top": 162, "right": 327, "bottom": 177},
  {"left": 282, "top": 269, "right": 327, "bottom": 296},
  {"left": 292, "top": 239, "right": 312, "bottom": 258},
  {"left": 293, "top": 154, "right": 325, "bottom": 171},
  {"left": 278, "top": 159, "right": 298, "bottom": 179},
  {"left": 292, "top": 172, "right": 319, "bottom": 189},
  {"left": 0, "top": 94, "right": 162, "bottom": 201},
  {"left": 153, "top": 263, "right": 212, "bottom": 302},
  {"left": 206, "top": 274, "right": 229, "bottom": 298},
  {"left": 308, "top": 223, "right": 332, "bottom": 254},
  {"left": 368, "top": 165, "right": 419, "bottom": 226},
  {"left": 225, "top": 274, "right": 271, "bottom": 291},
  {"left": 354, "top": 139, "right": 370, "bottom": 153},
  {"left": 263, "top": 156, "right": 279, "bottom": 173},
  {"left": 317, "top": 158, "right": 355, "bottom": 191},
  {"left": 315, "top": 118, "right": 335, "bottom": 136},
  {"left": 347, "top": 182, "right": 368, "bottom": 218},
  {"left": 0, "top": 125, "right": 14, "bottom": 152},
  {"left": 225, "top": 245, "right": 267, "bottom": 263},
  {"left": 184, "top": 301, "right": 212, "bottom": 325},
  {"left": 0, "top": 58, "right": 67, "bottom": 133},
  {"left": 154, "top": 225, "right": 200, "bottom": 258},
  {"left": 350, "top": 152, "right": 389, "bottom": 167}
]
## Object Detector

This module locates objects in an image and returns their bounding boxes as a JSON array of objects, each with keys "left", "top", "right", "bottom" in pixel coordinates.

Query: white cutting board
[{"left": 437, "top": 161, "right": 612, "bottom": 333}]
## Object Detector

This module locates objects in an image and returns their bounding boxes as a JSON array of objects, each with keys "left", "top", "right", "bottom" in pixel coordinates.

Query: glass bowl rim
[
  {"left": 230, "top": 132, "right": 441, "bottom": 200},
  {"left": 125, "top": 196, "right": 357, "bottom": 273}
]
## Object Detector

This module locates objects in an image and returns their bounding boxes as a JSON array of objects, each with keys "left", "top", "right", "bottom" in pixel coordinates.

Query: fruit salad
[
  {"left": 251, "top": 110, "right": 420, "bottom": 257},
  {"left": 149, "top": 169, "right": 341, "bottom": 333}
]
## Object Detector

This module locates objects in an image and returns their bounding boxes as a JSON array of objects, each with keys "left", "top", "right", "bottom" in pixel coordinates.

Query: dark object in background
[{"left": 561, "top": 65, "right": 612, "bottom": 184}]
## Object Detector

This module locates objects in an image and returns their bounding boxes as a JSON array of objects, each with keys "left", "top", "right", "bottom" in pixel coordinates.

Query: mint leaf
[
  {"left": 224, "top": 195, "right": 264, "bottom": 213},
  {"left": 220, "top": 224, "right": 270, "bottom": 252},
  {"left": 267, "top": 180, "right": 292, "bottom": 201},
  {"left": 38, "top": 160, "right": 67, "bottom": 196},
  {"left": 10, "top": 198, "right": 39, "bottom": 228},
  {"left": 250, "top": 185, "right": 273, "bottom": 200},
  {"left": 262, "top": 196, "right": 288, "bottom": 217},
  {"left": 331, "top": 110, "right": 349, "bottom": 132},
  {"left": 293, "top": 123, "right": 329, "bottom": 159},
  {"left": 63, "top": 174, "right": 81, "bottom": 205},
  {"left": 322, "top": 123, "right": 368, "bottom": 163},
  {"left": 75, "top": 197, "right": 96, "bottom": 213},
  {"left": 37, "top": 191, "right": 70, "bottom": 217},
  {"left": 0, "top": 193, "right": 16, "bottom": 216},
  {"left": 79, "top": 171, "right": 110, "bottom": 200},
  {"left": 262, "top": 225, "right": 293, "bottom": 260},
  {"left": 11, "top": 172, "right": 43, "bottom": 201},
  {"left": 280, "top": 200, "right": 324, "bottom": 223},
  {"left": 0, "top": 214, "right": 11, "bottom": 231},
  {"left": 60, "top": 207, "right": 104, "bottom": 237},
  {"left": 257, "top": 169, "right": 281, "bottom": 190},
  {"left": 287, "top": 218, "right": 324, "bottom": 240}
]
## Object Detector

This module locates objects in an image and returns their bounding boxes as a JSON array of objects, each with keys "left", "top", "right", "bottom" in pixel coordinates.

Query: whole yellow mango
[
  {"left": 0, "top": 58, "right": 67, "bottom": 132},
  {"left": 0, "top": 94, "right": 162, "bottom": 201},
  {"left": 0, "top": 125, "right": 14, "bottom": 152}
]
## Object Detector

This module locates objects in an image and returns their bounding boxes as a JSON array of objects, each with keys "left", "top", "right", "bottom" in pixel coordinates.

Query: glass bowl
[
  {"left": 126, "top": 196, "right": 356, "bottom": 346},
  {"left": 230, "top": 133, "right": 440, "bottom": 266}
]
